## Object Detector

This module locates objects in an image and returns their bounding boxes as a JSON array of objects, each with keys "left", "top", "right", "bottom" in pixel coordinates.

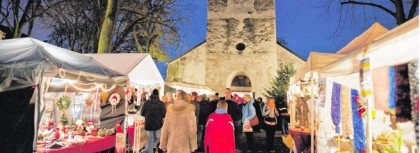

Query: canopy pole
[{"left": 310, "top": 71, "right": 315, "bottom": 153}]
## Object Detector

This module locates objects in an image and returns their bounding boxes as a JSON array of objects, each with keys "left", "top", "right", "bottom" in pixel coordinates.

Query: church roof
[
  {"left": 276, "top": 41, "right": 305, "bottom": 61},
  {"left": 168, "top": 40, "right": 305, "bottom": 63}
]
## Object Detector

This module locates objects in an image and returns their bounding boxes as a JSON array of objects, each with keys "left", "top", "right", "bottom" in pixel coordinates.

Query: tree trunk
[{"left": 97, "top": 0, "right": 119, "bottom": 54}]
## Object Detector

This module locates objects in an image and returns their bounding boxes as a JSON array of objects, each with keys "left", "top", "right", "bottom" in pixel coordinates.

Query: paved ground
[{"left": 195, "top": 130, "right": 291, "bottom": 153}]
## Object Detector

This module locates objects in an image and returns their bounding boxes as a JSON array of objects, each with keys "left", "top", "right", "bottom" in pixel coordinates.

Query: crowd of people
[{"left": 139, "top": 88, "right": 289, "bottom": 153}]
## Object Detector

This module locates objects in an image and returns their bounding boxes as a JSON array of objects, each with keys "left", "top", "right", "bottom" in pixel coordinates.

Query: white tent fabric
[
  {"left": 320, "top": 16, "right": 419, "bottom": 76},
  {"left": 292, "top": 52, "right": 346, "bottom": 83},
  {"left": 0, "top": 38, "right": 127, "bottom": 88},
  {"left": 87, "top": 53, "right": 165, "bottom": 95},
  {"left": 337, "top": 22, "right": 389, "bottom": 54}
]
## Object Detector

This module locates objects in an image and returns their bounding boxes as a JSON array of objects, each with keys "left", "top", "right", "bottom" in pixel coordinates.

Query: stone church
[{"left": 167, "top": 0, "right": 304, "bottom": 98}]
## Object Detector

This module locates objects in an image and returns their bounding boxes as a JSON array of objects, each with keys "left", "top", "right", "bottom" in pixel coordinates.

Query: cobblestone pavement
[{"left": 195, "top": 130, "right": 290, "bottom": 153}]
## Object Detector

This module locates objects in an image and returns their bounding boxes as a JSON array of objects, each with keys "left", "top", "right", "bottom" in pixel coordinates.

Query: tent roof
[
  {"left": 0, "top": 38, "right": 126, "bottom": 84},
  {"left": 337, "top": 22, "right": 389, "bottom": 54},
  {"left": 320, "top": 16, "right": 419, "bottom": 77},
  {"left": 87, "top": 53, "right": 148, "bottom": 75},
  {"left": 87, "top": 53, "right": 164, "bottom": 86},
  {"left": 292, "top": 52, "right": 346, "bottom": 83}
]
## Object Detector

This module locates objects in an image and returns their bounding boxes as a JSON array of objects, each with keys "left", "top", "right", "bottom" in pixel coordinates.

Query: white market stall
[
  {"left": 288, "top": 52, "right": 346, "bottom": 153},
  {"left": 320, "top": 16, "right": 419, "bottom": 153},
  {"left": 88, "top": 53, "right": 164, "bottom": 97},
  {"left": 0, "top": 38, "right": 127, "bottom": 152},
  {"left": 87, "top": 53, "right": 165, "bottom": 151}
]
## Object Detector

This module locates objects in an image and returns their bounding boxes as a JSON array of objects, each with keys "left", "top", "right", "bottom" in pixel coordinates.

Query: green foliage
[{"left": 264, "top": 63, "right": 296, "bottom": 100}]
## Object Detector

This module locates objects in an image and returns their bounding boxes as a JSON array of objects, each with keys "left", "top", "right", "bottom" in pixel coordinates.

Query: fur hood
[{"left": 167, "top": 100, "right": 195, "bottom": 114}]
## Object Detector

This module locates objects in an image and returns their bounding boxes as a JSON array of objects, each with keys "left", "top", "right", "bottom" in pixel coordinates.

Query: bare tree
[
  {"left": 41, "top": 0, "right": 189, "bottom": 60},
  {"left": 97, "top": 0, "right": 119, "bottom": 54},
  {"left": 42, "top": 0, "right": 103, "bottom": 53},
  {"left": 0, "top": 0, "right": 63, "bottom": 38},
  {"left": 339, "top": 0, "right": 418, "bottom": 25}
]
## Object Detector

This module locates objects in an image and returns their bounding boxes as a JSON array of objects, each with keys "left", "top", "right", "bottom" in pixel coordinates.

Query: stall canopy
[
  {"left": 292, "top": 52, "right": 346, "bottom": 83},
  {"left": 0, "top": 38, "right": 127, "bottom": 153},
  {"left": 0, "top": 38, "right": 127, "bottom": 92},
  {"left": 87, "top": 53, "right": 164, "bottom": 94},
  {"left": 320, "top": 16, "right": 419, "bottom": 76},
  {"left": 337, "top": 22, "right": 389, "bottom": 54}
]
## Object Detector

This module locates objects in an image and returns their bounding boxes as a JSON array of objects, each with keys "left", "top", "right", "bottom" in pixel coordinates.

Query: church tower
[
  {"left": 205, "top": 0, "right": 278, "bottom": 97},
  {"left": 166, "top": 0, "right": 304, "bottom": 98}
]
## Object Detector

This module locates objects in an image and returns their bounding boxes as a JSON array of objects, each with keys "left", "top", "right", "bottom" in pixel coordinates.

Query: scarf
[
  {"left": 331, "top": 82, "right": 341, "bottom": 134},
  {"left": 351, "top": 89, "right": 366, "bottom": 152}
]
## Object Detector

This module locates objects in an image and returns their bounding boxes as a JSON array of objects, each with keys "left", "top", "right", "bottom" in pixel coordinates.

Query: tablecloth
[{"left": 38, "top": 136, "right": 115, "bottom": 153}]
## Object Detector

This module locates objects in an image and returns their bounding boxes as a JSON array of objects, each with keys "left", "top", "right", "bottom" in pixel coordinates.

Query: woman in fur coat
[{"left": 160, "top": 90, "right": 197, "bottom": 153}]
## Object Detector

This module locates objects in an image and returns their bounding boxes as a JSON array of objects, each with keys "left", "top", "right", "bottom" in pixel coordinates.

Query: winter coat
[
  {"left": 226, "top": 99, "right": 242, "bottom": 122},
  {"left": 160, "top": 100, "right": 197, "bottom": 153},
  {"left": 198, "top": 100, "right": 210, "bottom": 125},
  {"left": 242, "top": 99, "right": 256, "bottom": 123},
  {"left": 141, "top": 95, "right": 166, "bottom": 131},
  {"left": 204, "top": 112, "right": 235, "bottom": 153}
]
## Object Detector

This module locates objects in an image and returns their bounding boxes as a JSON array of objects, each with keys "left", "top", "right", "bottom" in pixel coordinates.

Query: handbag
[{"left": 248, "top": 104, "right": 259, "bottom": 126}]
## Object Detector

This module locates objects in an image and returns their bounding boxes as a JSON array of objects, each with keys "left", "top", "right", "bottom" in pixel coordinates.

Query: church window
[{"left": 231, "top": 75, "right": 251, "bottom": 87}]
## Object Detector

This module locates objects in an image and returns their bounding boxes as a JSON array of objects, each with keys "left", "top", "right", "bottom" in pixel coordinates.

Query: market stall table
[
  {"left": 289, "top": 128, "right": 315, "bottom": 153},
  {"left": 38, "top": 136, "right": 115, "bottom": 153}
]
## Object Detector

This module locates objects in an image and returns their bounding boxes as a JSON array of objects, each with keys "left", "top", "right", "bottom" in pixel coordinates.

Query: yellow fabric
[
  {"left": 341, "top": 86, "right": 353, "bottom": 137},
  {"left": 281, "top": 134, "right": 294, "bottom": 149}
]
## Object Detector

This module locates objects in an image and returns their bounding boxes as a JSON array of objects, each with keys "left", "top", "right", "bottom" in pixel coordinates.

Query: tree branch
[
  {"left": 407, "top": 0, "right": 419, "bottom": 19},
  {"left": 341, "top": 0, "right": 396, "bottom": 16}
]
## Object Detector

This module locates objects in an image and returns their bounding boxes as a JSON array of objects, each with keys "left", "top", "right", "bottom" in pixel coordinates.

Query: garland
[
  {"left": 331, "top": 82, "right": 341, "bottom": 134},
  {"left": 57, "top": 95, "right": 71, "bottom": 110},
  {"left": 340, "top": 86, "right": 353, "bottom": 137},
  {"left": 351, "top": 89, "right": 366, "bottom": 152}
]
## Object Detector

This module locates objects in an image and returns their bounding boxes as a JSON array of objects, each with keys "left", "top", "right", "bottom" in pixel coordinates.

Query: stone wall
[
  {"left": 167, "top": 43, "right": 207, "bottom": 84},
  {"left": 206, "top": 0, "right": 278, "bottom": 98},
  {"left": 276, "top": 44, "right": 305, "bottom": 70}
]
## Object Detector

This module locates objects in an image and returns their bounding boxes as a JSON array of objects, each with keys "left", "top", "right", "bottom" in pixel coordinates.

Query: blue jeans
[
  {"left": 197, "top": 124, "right": 205, "bottom": 147},
  {"left": 143, "top": 129, "right": 161, "bottom": 153}
]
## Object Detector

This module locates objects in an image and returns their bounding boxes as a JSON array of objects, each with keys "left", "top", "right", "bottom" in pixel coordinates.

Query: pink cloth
[
  {"left": 204, "top": 113, "right": 235, "bottom": 153},
  {"left": 127, "top": 126, "right": 135, "bottom": 148},
  {"left": 38, "top": 136, "right": 115, "bottom": 153}
]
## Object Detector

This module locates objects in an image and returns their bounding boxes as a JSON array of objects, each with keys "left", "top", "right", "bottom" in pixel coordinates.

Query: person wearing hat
[
  {"left": 141, "top": 89, "right": 166, "bottom": 153},
  {"left": 204, "top": 100, "right": 235, "bottom": 153}
]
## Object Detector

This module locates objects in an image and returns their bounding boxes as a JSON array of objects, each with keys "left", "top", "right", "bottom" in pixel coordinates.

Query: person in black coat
[
  {"left": 223, "top": 88, "right": 242, "bottom": 150},
  {"left": 252, "top": 97, "right": 264, "bottom": 133},
  {"left": 197, "top": 95, "right": 210, "bottom": 151},
  {"left": 141, "top": 89, "right": 166, "bottom": 153}
]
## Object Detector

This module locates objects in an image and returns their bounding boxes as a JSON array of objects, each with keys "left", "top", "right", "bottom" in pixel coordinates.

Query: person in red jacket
[{"left": 204, "top": 100, "right": 236, "bottom": 153}]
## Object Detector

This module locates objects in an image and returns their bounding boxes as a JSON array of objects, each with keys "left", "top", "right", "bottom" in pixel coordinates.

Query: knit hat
[
  {"left": 116, "top": 120, "right": 123, "bottom": 133},
  {"left": 152, "top": 89, "right": 159, "bottom": 96}
]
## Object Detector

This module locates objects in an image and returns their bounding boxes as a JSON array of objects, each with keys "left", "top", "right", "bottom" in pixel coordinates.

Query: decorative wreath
[
  {"left": 57, "top": 95, "right": 71, "bottom": 110},
  {"left": 109, "top": 93, "right": 121, "bottom": 106}
]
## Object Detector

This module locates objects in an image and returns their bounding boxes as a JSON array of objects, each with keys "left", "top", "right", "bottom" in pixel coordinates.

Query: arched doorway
[{"left": 230, "top": 75, "right": 253, "bottom": 97}]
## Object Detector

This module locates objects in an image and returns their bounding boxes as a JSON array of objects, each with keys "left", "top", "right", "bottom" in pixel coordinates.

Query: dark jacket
[
  {"left": 226, "top": 99, "right": 242, "bottom": 122},
  {"left": 198, "top": 100, "right": 210, "bottom": 125},
  {"left": 141, "top": 95, "right": 166, "bottom": 131},
  {"left": 208, "top": 100, "right": 218, "bottom": 113}
]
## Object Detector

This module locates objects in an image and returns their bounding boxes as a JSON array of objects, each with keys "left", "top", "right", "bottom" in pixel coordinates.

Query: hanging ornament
[
  {"left": 57, "top": 95, "right": 71, "bottom": 125},
  {"left": 85, "top": 96, "right": 93, "bottom": 106},
  {"left": 100, "top": 92, "right": 109, "bottom": 104},
  {"left": 109, "top": 93, "right": 121, "bottom": 113}
]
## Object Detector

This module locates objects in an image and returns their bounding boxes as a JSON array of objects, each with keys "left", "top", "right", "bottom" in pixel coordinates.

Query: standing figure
[
  {"left": 224, "top": 88, "right": 242, "bottom": 151},
  {"left": 141, "top": 89, "right": 166, "bottom": 153},
  {"left": 159, "top": 90, "right": 197, "bottom": 153},
  {"left": 263, "top": 97, "right": 279, "bottom": 152},
  {"left": 204, "top": 100, "right": 235, "bottom": 153},
  {"left": 242, "top": 94, "right": 256, "bottom": 152}
]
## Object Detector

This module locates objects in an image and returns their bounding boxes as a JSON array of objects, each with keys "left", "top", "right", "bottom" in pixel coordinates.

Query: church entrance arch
[{"left": 228, "top": 72, "right": 254, "bottom": 98}]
